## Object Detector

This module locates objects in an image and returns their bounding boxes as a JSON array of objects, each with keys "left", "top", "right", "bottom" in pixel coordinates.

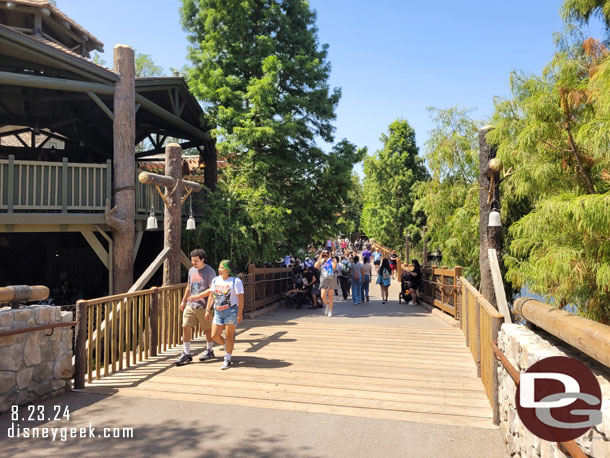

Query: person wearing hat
[{"left": 205, "top": 259, "right": 244, "bottom": 370}]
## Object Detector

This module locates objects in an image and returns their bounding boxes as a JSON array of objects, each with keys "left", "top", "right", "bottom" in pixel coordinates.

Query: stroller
[{"left": 399, "top": 271, "right": 412, "bottom": 304}]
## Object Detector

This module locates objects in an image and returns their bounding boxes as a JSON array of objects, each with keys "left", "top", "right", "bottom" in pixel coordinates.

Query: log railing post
[
  {"left": 475, "top": 297, "right": 482, "bottom": 377},
  {"left": 150, "top": 287, "right": 159, "bottom": 356},
  {"left": 454, "top": 266, "right": 462, "bottom": 321},
  {"left": 490, "top": 314, "right": 503, "bottom": 425},
  {"left": 74, "top": 300, "right": 88, "bottom": 389}
]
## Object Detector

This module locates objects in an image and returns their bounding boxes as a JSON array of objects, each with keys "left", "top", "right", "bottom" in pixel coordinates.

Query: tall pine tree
[
  {"left": 361, "top": 119, "right": 429, "bottom": 250},
  {"left": 180, "top": 0, "right": 362, "bottom": 252}
]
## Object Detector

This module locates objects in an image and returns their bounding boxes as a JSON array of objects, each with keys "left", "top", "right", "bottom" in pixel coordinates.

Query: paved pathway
[{"left": 0, "top": 276, "right": 508, "bottom": 457}]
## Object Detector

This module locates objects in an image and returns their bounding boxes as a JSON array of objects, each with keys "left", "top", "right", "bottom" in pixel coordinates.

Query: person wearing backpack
[
  {"left": 376, "top": 258, "right": 392, "bottom": 304},
  {"left": 350, "top": 255, "right": 363, "bottom": 304},
  {"left": 337, "top": 256, "right": 351, "bottom": 300},
  {"left": 315, "top": 249, "right": 338, "bottom": 316}
]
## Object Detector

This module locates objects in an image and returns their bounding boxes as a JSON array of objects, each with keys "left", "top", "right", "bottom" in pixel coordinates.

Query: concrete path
[{"left": 0, "top": 276, "right": 508, "bottom": 457}]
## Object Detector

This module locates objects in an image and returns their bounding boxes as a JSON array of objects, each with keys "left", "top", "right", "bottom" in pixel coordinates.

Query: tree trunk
[
  {"left": 163, "top": 143, "right": 183, "bottom": 286},
  {"left": 112, "top": 45, "right": 135, "bottom": 294},
  {"left": 478, "top": 126, "right": 500, "bottom": 307}
]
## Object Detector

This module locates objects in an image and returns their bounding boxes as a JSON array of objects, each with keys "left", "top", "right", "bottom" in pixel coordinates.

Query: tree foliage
[
  {"left": 488, "top": 36, "right": 610, "bottom": 323},
  {"left": 361, "top": 119, "right": 429, "bottom": 250},
  {"left": 414, "top": 107, "right": 481, "bottom": 282},
  {"left": 562, "top": 0, "right": 610, "bottom": 33},
  {"left": 180, "top": 0, "right": 363, "bottom": 260},
  {"left": 135, "top": 52, "right": 164, "bottom": 78}
]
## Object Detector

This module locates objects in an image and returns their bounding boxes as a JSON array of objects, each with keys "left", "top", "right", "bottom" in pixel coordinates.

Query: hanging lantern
[
  {"left": 146, "top": 191, "right": 158, "bottom": 230},
  {"left": 186, "top": 195, "right": 196, "bottom": 231},
  {"left": 488, "top": 201, "right": 502, "bottom": 227}
]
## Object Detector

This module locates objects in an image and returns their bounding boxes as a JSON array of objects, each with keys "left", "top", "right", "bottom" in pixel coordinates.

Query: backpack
[
  {"left": 341, "top": 261, "right": 351, "bottom": 275},
  {"left": 383, "top": 268, "right": 391, "bottom": 281}
]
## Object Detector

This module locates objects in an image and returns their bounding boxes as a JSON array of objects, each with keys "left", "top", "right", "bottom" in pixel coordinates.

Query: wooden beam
[
  {"left": 134, "top": 140, "right": 201, "bottom": 158},
  {"left": 514, "top": 297, "right": 610, "bottom": 368},
  {"left": 81, "top": 230, "right": 109, "bottom": 269},
  {"left": 87, "top": 91, "right": 114, "bottom": 121},
  {"left": 0, "top": 71, "right": 114, "bottom": 95},
  {"left": 181, "top": 250, "right": 192, "bottom": 271},
  {"left": 129, "top": 246, "right": 171, "bottom": 293},
  {"left": 487, "top": 249, "right": 511, "bottom": 323},
  {"left": 134, "top": 230, "right": 144, "bottom": 259},
  {"left": 135, "top": 93, "right": 210, "bottom": 142},
  {"left": 138, "top": 170, "right": 202, "bottom": 192}
]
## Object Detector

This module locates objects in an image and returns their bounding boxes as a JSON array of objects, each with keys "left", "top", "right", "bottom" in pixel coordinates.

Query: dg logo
[{"left": 516, "top": 356, "right": 603, "bottom": 442}]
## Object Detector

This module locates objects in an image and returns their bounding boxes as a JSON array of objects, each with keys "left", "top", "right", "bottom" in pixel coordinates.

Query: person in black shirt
[
  {"left": 303, "top": 265, "right": 321, "bottom": 308},
  {"left": 408, "top": 259, "right": 422, "bottom": 305}
]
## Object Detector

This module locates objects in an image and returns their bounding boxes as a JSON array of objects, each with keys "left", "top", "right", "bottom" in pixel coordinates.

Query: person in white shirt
[{"left": 205, "top": 259, "right": 244, "bottom": 370}]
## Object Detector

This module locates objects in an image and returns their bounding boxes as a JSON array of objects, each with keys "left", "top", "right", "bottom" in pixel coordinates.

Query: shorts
[
  {"left": 390, "top": 264, "right": 396, "bottom": 271},
  {"left": 374, "top": 260, "right": 380, "bottom": 266},
  {"left": 311, "top": 282, "right": 321, "bottom": 295},
  {"left": 320, "top": 277, "right": 334, "bottom": 290},
  {"left": 182, "top": 305, "right": 213, "bottom": 331},
  {"left": 213, "top": 306, "right": 238, "bottom": 326}
]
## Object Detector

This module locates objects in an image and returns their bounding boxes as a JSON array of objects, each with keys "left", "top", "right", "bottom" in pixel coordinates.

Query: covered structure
[{"left": 0, "top": 0, "right": 216, "bottom": 298}]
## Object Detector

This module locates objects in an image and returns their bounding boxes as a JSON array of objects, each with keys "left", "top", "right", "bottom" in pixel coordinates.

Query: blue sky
[{"left": 56, "top": 0, "right": 604, "bottom": 158}]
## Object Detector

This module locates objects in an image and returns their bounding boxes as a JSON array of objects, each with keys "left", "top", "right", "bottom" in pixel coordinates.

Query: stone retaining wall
[
  {"left": 497, "top": 323, "right": 610, "bottom": 457},
  {"left": 0, "top": 305, "right": 73, "bottom": 413}
]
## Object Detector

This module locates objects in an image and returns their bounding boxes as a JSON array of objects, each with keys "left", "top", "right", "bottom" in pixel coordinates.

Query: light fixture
[
  {"left": 146, "top": 191, "right": 158, "bottom": 230},
  {"left": 186, "top": 195, "right": 196, "bottom": 230},
  {"left": 488, "top": 200, "right": 502, "bottom": 227}
]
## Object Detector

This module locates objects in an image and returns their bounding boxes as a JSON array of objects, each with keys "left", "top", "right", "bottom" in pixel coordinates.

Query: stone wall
[
  {"left": 0, "top": 305, "right": 73, "bottom": 413},
  {"left": 498, "top": 323, "right": 610, "bottom": 457}
]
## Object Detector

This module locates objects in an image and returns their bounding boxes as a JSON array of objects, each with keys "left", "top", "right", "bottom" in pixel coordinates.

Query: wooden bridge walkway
[{"left": 83, "top": 284, "right": 496, "bottom": 431}]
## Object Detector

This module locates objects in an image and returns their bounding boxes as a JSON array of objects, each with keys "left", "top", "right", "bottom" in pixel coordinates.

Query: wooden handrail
[{"left": 514, "top": 297, "right": 610, "bottom": 368}]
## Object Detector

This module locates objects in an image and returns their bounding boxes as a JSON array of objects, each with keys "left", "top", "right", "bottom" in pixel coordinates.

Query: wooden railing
[
  {"left": 0, "top": 155, "right": 163, "bottom": 215},
  {"left": 460, "top": 276, "right": 504, "bottom": 424},
  {"left": 420, "top": 266, "right": 462, "bottom": 319},
  {"left": 244, "top": 264, "right": 293, "bottom": 313},
  {"left": 74, "top": 283, "right": 206, "bottom": 385}
]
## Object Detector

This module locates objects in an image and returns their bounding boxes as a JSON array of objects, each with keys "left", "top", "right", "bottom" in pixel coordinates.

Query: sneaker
[
  {"left": 221, "top": 359, "right": 233, "bottom": 370},
  {"left": 176, "top": 352, "right": 192, "bottom": 366},
  {"left": 324, "top": 306, "right": 328, "bottom": 315},
  {"left": 328, "top": 310, "right": 333, "bottom": 317},
  {"left": 366, "top": 296, "right": 369, "bottom": 302},
  {"left": 199, "top": 348, "right": 215, "bottom": 361},
  {"left": 382, "top": 301, "right": 386, "bottom": 304}
]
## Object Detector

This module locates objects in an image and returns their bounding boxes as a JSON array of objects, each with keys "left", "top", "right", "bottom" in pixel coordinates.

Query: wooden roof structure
[{"left": 0, "top": 0, "right": 217, "bottom": 188}]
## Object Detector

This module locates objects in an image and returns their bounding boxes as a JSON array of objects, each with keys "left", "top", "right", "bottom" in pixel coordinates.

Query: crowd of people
[
  {"left": 175, "top": 240, "right": 422, "bottom": 370},
  {"left": 286, "top": 238, "right": 422, "bottom": 313}
]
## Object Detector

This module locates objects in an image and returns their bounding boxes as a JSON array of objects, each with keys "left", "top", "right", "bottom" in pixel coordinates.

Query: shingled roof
[{"left": 0, "top": 0, "right": 104, "bottom": 57}]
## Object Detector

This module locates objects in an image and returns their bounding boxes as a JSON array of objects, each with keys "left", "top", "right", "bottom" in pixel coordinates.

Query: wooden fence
[
  {"left": 243, "top": 264, "right": 293, "bottom": 313},
  {"left": 0, "top": 155, "right": 163, "bottom": 215},
  {"left": 460, "top": 276, "right": 504, "bottom": 424},
  {"left": 74, "top": 283, "right": 209, "bottom": 385}
]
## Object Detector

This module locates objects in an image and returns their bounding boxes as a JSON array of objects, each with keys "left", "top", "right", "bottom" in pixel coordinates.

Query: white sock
[
  {"left": 207, "top": 341, "right": 214, "bottom": 350},
  {"left": 225, "top": 353, "right": 232, "bottom": 361},
  {"left": 184, "top": 341, "right": 191, "bottom": 354}
]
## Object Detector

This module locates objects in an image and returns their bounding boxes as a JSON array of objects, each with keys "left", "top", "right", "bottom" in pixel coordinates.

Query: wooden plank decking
[{"left": 84, "top": 318, "right": 496, "bottom": 429}]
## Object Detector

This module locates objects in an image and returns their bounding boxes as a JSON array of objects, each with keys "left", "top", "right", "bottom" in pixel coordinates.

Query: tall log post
[
  {"left": 478, "top": 126, "right": 500, "bottom": 307},
  {"left": 422, "top": 226, "right": 428, "bottom": 267},
  {"left": 111, "top": 45, "right": 135, "bottom": 294},
  {"left": 405, "top": 230, "right": 410, "bottom": 264},
  {"left": 74, "top": 300, "right": 87, "bottom": 389},
  {"left": 163, "top": 143, "right": 183, "bottom": 286}
]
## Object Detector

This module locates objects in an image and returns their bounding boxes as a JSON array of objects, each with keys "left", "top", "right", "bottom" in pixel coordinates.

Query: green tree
[
  {"left": 180, "top": 0, "right": 361, "bottom": 258},
  {"left": 361, "top": 119, "right": 429, "bottom": 250},
  {"left": 135, "top": 52, "right": 164, "bottom": 78},
  {"left": 562, "top": 0, "right": 610, "bottom": 32},
  {"left": 414, "top": 107, "right": 481, "bottom": 282},
  {"left": 488, "top": 36, "right": 610, "bottom": 323}
]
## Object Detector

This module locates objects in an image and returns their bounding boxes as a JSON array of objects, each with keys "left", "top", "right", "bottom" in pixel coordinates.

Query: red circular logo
[{"left": 516, "top": 356, "right": 602, "bottom": 442}]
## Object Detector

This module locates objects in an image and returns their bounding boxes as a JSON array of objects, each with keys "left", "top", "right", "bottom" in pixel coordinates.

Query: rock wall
[
  {"left": 498, "top": 323, "right": 610, "bottom": 457},
  {"left": 0, "top": 306, "right": 73, "bottom": 413}
]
